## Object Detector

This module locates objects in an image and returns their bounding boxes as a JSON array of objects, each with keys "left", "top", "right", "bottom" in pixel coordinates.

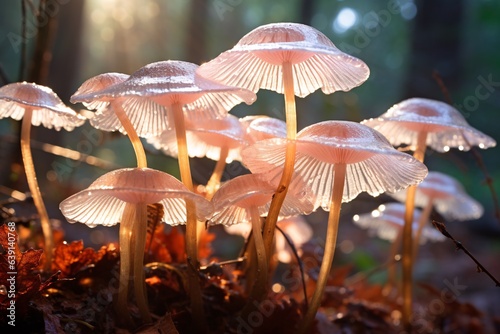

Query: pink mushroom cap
[
  {"left": 147, "top": 114, "right": 247, "bottom": 163},
  {"left": 209, "top": 173, "right": 314, "bottom": 226},
  {"left": 0, "top": 82, "right": 85, "bottom": 130},
  {"left": 389, "top": 171, "right": 483, "bottom": 221},
  {"left": 242, "top": 121, "right": 428, "bottom": 210},
  {"left": 353, "top": 203, "right": 445, "bottom": 244},
  {"left": 240, "top": 115, "right": 287, "bottom": 144},
  {"left": 75, "top": 61, "right": 256, "bottom": 119},
  {"left": 60, "top": 168, "right": 213, "bottom": 228},
  {"left": 361, "top": 98, "right": 496, "bottom": 152},
  {"left": 197, "top": 22, "right": 370, "bottom": 97}
]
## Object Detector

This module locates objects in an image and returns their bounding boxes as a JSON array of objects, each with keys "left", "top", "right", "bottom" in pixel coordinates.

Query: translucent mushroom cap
[
  {"left": 240, "top": 115, "right": 287, "bottom": 144},
  {"left": 242, "top": 121, "right": 428, "bottom": 210},
  {"left": 76, "top": 60, "right": 256, "bottom": 119},
  {"left": 71, "top": 71, "right": 168, "bottom": 137},
  {"left": 0, "top": 82, "right": 85, "bottom": 130},
  {"left": 389, "top": 171, "right": 483, "bottom": 221},
  {"left": 71, "top": 72, "right": 129, "bottom": 111},
  {"left": 361, "top": 98, "right": 496, "bottom": 152},
  {"left": 197, "top": 22, "right": 370, "bottom": 97},
  {"left": 147, "top": 114, "right": 248, "bottom": 163},
  {"left": 209, "top": 173, "right": 314, "bottom": 226},
  {"left": 353, "top": 203, "right": 445, "bottom": 244},
  {"left": 60, "top": 168, "right": 213, "bottom": 228}
]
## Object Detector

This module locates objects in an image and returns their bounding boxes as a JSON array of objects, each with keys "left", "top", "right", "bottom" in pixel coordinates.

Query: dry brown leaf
[{"left": 51, "top": 240, "right": 106, "bottom": 278}]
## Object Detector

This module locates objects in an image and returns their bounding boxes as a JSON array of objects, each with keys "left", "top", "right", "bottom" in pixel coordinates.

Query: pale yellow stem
[
  {"left": 171, "top": 102, "right": 193, "bottom": 190},
  {"left": 384, "top": 228, "right": 403, "bottom": 295},
  {"left": 402, "top": 131, "right": 427, "bottom": 332},
  {"left": 113, "top": 100, "right": 147, "bottom": 168},
  {"left": 133, "top": 203, "right": 152, "bottom": 323},
  {"left": 117, "top": 203, "right": 135, "bottom": 324},
  {"left": 205, "top": 146, "right": 229, "bottom": 200},
  {"left": 21, "top": 108, "right": 53, "bottom": 271},
  {"left": 171, "top": 102, "right": 206, "bottom": 332},
  {"left": 250, "top": 206, "right": 268, "bottom": 295},
  {"left": 412, "top": 199, "right": 434, "bottom": 261},
  {"left": 298, "top": 163, "right": 347, "bottom": 334},
  {"left": 260, "top": 61, "right": 297, "bottom": 297}
]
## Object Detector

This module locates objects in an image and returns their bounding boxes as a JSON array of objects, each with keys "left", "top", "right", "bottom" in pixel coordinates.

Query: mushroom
[
  {"left": 0, "top": 82, "right": 85, "bottom": 270},
  {"left": 209, "top": 173, "right": 313, "bottom": 296},
  {"left": 388, "top": 171, "right": 483, "bottom": 258},
  {"left": 352, "top": 203, "right": 445, "bottom": 292},
  {"left": 197, "top": 22, "right": 370, "bottom": 272},
  {"left": 147, "top": 114, "right": 248, "bottom": 198},
  {"left": 79, "top": 60, "right": 255, "bottom": 327},
  {"left": 242, "top": 120, "right": 428, "bottom": 333},
  {"left": 71, "top": 72, "right": 161, "bottom": 168},
  {"left": 362, "top": 97, "right": 496, "bottom": 327},
  {"left": 59, "top": 167, "right": 213, "bottom": 325},
  {"left": 240, "top": 115, "right": 287, "bottom": 143}
]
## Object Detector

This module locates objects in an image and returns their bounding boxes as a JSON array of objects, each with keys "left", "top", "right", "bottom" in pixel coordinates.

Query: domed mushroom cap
[
  {"left": 362, "top": 98, "right": 496, "bottom": 152},
  {"left": 197, "top": 22, "right": 369, "bottom": 98},
  {"left": 240, "top": 115, "right": 287, "bottom": 144},
  {"left": 353, "top": 203, "right": 445, "bottom": 244},
  {"left": 389, "top": 171, "right": 483, "bottom": 221},
  {"left": 60, "top": 168, "right": 213, "bottom": 228},
  {"left": 0, "top": 82, "right": 85, "bottom": 131},
  {"left": 76, "top": 61, "right": 256, "bottom": 120},
  {"left": 242, "top": 121, "right": 428, "bottom": 210},
  {"left": 209, "top": 173, "right": 314, "bottom": 226},
  {"left": 71, "top": 72, "right": 129, "bottom": 112},
  {"left": 147, "top": 114, "right": 248, "bottom": 163}
]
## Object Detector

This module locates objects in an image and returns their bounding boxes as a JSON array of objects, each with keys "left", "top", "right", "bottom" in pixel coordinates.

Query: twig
[
  {"left": 276, "top": 224, "right": 308, "bottom": 310},
  {"left": 433, "top": 70, "right": 500, "bottom": 224},
  {"left": 432, "top": 220, "right": 500, "bottom": 287}
]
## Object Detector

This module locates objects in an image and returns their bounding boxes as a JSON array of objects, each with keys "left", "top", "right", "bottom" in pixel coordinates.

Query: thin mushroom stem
[
  {"left": 117, "top": 203, "right": 135, "bottom": 325},
  {"left": 412, "top": 199, "right": 434, "bottom": 261},
  {"left": 171, "top": 102, "right": 206, "bottom": 331},
  {"left": 298, "top": 163, "right": 347, "bottom": 334},
  {"left": 113, "top": 100, "right": 148, "bottom": 168},
  {"left": 384, "top": 228, "right": 404, "bottom": 297},
  {"left": 402, "top": 131, "right": 427, "bottom": 332},
  {"left": 133, "top": 203, "right": 152, "bottom": 323},
  {"left": 171, "top": 102, "right": 194, "bottom": 191},
  {"left": 260, "top": 61, "right": 297, "bottom": 294},
  {"left": 20, "top": 108, "right": 53, "bottom": 272},
  {"left": 205, "top": 146, "right": 229, "bottom": 199},
  {"left": 250, "top": 206, "right": 268, "bottom": 293}
]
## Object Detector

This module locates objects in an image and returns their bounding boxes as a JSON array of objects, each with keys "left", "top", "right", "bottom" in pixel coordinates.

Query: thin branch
[
  {"left": 432, "top": 220, "right": 500, "bottom": 287},
  {"left": 433, "top": 70, "right": 500, "bottom": 224},
  {"left": 275, "top": 224, "right": 308, "bottom": 310}
]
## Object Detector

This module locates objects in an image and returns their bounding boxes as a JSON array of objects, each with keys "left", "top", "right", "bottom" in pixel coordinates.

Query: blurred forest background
[{"left": 0, "top": 0, "right": 499, "bottom": 317}]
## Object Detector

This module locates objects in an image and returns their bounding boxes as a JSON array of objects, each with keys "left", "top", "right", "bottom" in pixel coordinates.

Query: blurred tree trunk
[
  {"left": 185, "top": 0, "right": 207, "bottom": 64},
  {"left": 299, "top": 0, "right": 315, "bottom": 25},
  {"left": 404, "top": 0, "right": 464, "bottom": 99}
]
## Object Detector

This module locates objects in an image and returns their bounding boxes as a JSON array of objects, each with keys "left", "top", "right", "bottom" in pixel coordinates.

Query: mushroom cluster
[{"left": 3, "top": 21, "right": 496, "bottom": 333}]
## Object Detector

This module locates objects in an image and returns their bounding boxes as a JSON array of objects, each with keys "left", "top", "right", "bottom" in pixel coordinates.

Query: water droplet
[{"left": 0, "top": 285, "right": 7, "bottom": 295}]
